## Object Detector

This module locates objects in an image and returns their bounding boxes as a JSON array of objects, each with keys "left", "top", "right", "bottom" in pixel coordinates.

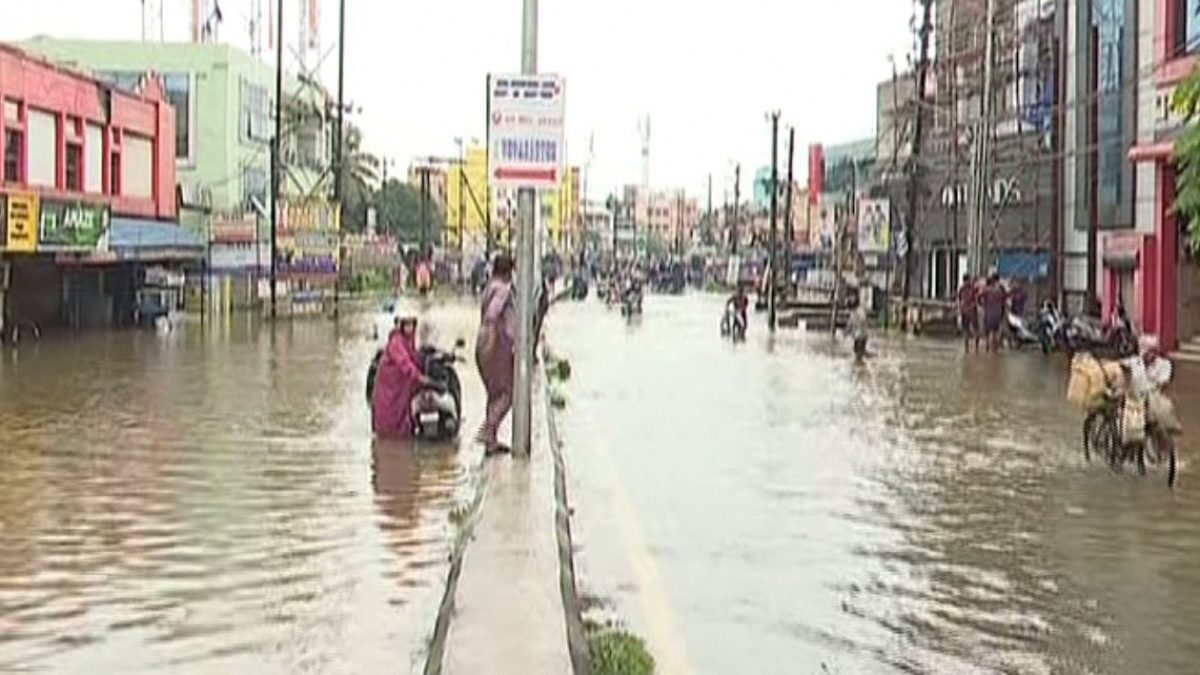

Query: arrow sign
[{"left": 494, "top": 167, "right": 557, "bottom": 183}]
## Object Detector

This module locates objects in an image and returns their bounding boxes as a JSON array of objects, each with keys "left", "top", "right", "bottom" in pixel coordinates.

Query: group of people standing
[{"left": 957, "top": 273, "right": 1029, "bottom": 353}]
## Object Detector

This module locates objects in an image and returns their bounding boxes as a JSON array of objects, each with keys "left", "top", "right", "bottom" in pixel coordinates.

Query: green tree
[
  {"left": 338, "top": 124, "right": 379, "bottom": 233},
  {"left": 1171, "top": 65, "right": 1200, "bottom": 253},
  {"left": 373, "top": 178, "right": 445, "bottom": 245}
]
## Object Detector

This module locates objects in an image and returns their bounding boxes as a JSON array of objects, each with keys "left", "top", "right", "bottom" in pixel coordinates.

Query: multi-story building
[
  {"left": 623, "top": 186, "right": 699, "bottom": 256},
  {"left": 1, "top": 44, "right": 188, "bottom": 333},
  {"left": 1065, "top": 0, "right": 1200, "bottom": 351},
  {"left": 21, "top": 38, "right": 335, "bottom": 312}
]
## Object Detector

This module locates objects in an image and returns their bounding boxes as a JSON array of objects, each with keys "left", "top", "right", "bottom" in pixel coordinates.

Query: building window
[
  {"left": 1093, "top": 0, "right": 1125, "bottom": 214},
  {"left": 163, "top": 74, "right": 192, "bottom": 161},
  {"left": 1174, "top": 0, "right": 1200, "bottom": 57},
  {"left": 3, "top": 98, "right": 18, "bottom": 123},
  {"left": 242, "top": 165, "right": 267, "bottom": 207},
  {"left": 65, "top": 142, "right": 83, "bottom": 191},
  {"left": 110, "top": 152, "right": 122, "bottom": 195},
  {"left": 241, "top": 79, "right": 270, "bottom": 143},
  {"left": 4, "top": 129, "right": 22, "bottom": 183},
  {"left": 97, "top": 71, "right": 192, "bottom": 161},
  {"left": 26, "top": 108, "right": 56, "bottom": 187}
]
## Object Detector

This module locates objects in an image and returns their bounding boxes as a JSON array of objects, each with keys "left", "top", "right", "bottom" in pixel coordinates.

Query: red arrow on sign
[{"left": 494, "top": 166, "right": 557, "bottom": 182}]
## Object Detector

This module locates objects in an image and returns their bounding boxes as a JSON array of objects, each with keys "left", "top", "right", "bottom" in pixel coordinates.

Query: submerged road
[
  {"left": 550, "top": 292, "right": 1200, "bottom": 675},
  {"left": 0, "top": 301, "right": 485, "bottom": 674}
]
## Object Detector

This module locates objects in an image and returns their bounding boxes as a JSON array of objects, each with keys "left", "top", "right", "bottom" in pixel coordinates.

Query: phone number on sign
[{"left": 499, "top": 138, "right": 558, "bottom": 163}]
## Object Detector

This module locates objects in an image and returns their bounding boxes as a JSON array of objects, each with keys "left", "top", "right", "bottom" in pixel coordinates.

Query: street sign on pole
[{"left": 487, "top": 74, "right": 566, "bottom": 191}]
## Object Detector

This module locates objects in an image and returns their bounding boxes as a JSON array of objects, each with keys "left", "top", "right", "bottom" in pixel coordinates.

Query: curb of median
[
  {"left": 542, "top": 341, "right": 593, "bottom": 675},
  {"left": 421, "top": 339, "right": 591, "bottom": 675},
  {"left": 422, "top": 442, "right": 488, "bottom": 675}
]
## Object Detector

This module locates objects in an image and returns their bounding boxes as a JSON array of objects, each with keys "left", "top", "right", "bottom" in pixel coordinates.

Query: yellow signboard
[{"left": 6, "top": 192, "right": 38, "bottom": 253}]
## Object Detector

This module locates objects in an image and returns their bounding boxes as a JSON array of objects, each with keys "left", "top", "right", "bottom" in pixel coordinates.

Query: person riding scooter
[{"left": 372, "top": 317, "right": 436, "bottom": 438}]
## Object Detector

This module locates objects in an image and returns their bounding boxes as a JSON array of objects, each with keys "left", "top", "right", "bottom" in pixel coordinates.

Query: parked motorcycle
[
  {"left": 1064, "top": 313, "right": 1136, "bottom": 358},
  {"left": 1036, "top": 302, "right": 1066, "bottom": 353},
  {"left": 1005, "top": 312, "right": 1042, "bottom": 349}
]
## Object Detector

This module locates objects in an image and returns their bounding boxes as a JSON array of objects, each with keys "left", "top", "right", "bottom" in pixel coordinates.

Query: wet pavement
[
  {"left": 550, "top": 292, "right": 1200, "bottom": 675},
  {"left": 0, "top": 300, "right": 485, "bottom": 674}
]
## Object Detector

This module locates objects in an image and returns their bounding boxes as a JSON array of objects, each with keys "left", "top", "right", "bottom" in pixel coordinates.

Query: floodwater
[
  {"left": 551, "top": 293, "right": 1200, "bottom": 675},
  {"left": 0, "top": 300, "right": 484, "bottom": 674}
]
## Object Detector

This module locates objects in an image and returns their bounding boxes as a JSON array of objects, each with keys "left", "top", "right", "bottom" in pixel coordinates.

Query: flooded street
[
  {"left": 0, "top": 300, "right": 484, "bottom": 674},
  {"left": 551, "top": 293, "right": 1200, "bottom": 675}
]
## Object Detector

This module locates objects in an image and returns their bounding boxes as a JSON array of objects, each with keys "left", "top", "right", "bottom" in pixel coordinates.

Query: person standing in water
[{"left": 475, "top": 254, "right": 517, "bottom": 455}]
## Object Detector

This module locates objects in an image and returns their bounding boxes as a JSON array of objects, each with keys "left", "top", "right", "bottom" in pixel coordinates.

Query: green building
[{"left": 20, "top": 38, "right": 334, "bottom": 312}]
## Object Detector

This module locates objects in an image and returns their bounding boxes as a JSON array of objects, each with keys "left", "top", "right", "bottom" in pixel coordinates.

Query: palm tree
[{"left": 338, "top": 124, "right": 379, "bottom": 233}]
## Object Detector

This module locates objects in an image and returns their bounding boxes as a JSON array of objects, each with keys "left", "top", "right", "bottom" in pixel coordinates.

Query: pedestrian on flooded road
[
  {"left": 957, "top": 274, "right": 980, "bottom": 353},
  {"left": 979, "top": 273, "right": 1007, "bottom": 352},
  {"left": 475, "top": 254, "right": 517, "bottom": 455}
]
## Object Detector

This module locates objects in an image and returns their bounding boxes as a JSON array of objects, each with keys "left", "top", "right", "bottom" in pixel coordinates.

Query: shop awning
[{"left": 110, "top": 218, "right": 205, "bottom": 262}]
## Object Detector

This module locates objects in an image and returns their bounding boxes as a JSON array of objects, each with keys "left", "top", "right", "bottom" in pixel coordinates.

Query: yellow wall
[
  {"left": 538, "top": 166, "right": 579, "bottom": 251},
  {"left": 445, "top": 143, "right": 490, "bottom": 246}
]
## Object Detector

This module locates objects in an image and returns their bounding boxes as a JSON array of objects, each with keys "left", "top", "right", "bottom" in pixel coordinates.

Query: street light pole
[
  {"left": 333, "top": 0, "right": 346, "bottom": 320},
  {"left": 512, "top": 0, "right": 538, "bottom": 456}
]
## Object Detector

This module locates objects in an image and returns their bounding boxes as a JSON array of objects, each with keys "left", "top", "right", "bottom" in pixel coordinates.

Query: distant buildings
[{"left": 19, "top": 37, "right": 337, "bottom": 314}]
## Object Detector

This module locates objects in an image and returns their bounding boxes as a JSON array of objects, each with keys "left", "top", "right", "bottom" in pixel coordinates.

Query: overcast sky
[{"left": 3, "top": 0, "right": 914, "bottom": 200}]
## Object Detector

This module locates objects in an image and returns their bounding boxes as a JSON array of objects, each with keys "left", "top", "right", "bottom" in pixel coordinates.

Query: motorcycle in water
[
  {"left": 620, "top": 284, "right": 643, "bottom": 317},
  {"left": 411, "top": 340, "right": 465, "bottom": 441},
  {"left": 366, "top": 338, "right": 466, "bottom": 441},
  {"left": 1005, "top": 312, "right": 1042, "bottom": 349},
  {"left": 720, "top": 307, "right": 747, "bottom": 341}
]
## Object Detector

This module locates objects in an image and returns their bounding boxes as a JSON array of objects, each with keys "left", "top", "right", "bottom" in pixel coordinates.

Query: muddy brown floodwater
[
  {"left": 0, "top": 299, "right": 485, "bottom": 674},
  {"left": 551, "top": 293, "right": 1200, "bottom": 675}
]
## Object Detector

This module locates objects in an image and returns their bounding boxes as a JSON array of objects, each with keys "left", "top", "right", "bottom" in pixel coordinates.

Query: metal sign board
[{"left": 488, "top": 74, "right": 566, "bottom": 190}]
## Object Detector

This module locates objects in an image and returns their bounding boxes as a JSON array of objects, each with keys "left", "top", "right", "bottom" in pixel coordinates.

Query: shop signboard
[
  {"left": 4, "top": 192, "right": 39, "bottom": 253},
  {"left": 38, "top": 199, "right": 110, "bottom": 251},
  {"left": 275, "top": 198, "right": 340, "bottom": 278}
]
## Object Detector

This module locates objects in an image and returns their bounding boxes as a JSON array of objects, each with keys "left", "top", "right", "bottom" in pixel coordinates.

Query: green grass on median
[{"left": 587, "top": 621, "right": 655, "bottom": 675}]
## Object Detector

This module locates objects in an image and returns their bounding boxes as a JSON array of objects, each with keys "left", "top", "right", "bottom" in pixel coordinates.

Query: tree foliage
[
  {"left": 338, "top": 124, "right": 379, "bottom": 233},
  {"left": 373, "top": 178, "right": 445, "bottom": 245},
  {"left": 1170, "top": 64, "right": 1200, "bottom": 254}
]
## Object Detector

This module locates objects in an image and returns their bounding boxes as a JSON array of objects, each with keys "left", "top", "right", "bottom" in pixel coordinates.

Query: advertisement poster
[
  {"left": 38, "top": 199, "right": 109, "bottom": 251},
  {"left": 5, "top": 192, "right": 39, "bottom": 252},
  {"left": 275, "top": 199, "right": 340, "bottom": 278},
  {"left": 857, "top": 199, "right": 891, "bottom": 253},
  {"left": 813, "top": 197, "right": 836, "bottom": 251}
]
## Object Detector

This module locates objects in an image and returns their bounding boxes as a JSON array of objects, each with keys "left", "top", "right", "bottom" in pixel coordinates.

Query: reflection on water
[
  {"left": 552, "top": 294, "right": 1200, "bottom": 675},
  {"left": 0, "top": 303, "right": 480, "bottom": 674}
]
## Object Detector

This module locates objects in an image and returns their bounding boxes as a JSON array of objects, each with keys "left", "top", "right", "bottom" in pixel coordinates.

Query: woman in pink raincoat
[
  {"left": 475, "top": 254, "right": 517, "bottom": 454},
  {"left": 372, "top": 317, "right": 431, "bottom": 438}
]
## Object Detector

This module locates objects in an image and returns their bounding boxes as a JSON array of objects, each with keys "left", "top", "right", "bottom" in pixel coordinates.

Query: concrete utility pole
[
  {"left": 902, "top": 0, "right": 933, "bottom": 312},
  {"left": 269, "top": 0, "right": 284, "bottom": 320},
  {"left": 333, "top": 0, "right": 346, "bottom": 319},
  {"left": 768, "top": 111, "right": 780, "bottom": 332},
  {"left": 783, "top": 127, "right": 796, "bottom": 300},
  {"left": 456, "top": 137, "right": 466, "bottom": 284},
  {"left": 967, "top": 0, "right": 997, "bottom": 278},
  {"left": 512, "top": 0, "right": 538, "bottom": 456},
  {"left": 732, "top": 164, "right": 741, "bottom": 256}
]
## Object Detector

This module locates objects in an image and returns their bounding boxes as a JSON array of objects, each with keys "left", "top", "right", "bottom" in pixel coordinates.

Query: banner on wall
[
  {"left": 4, "top": 192, "right": 39, "bottom": 253},
  {"left": 275, "top": 199, "right": 340, "bottom": 278},
  {"left": 38, "top": 198, "right": 109, "bottom": 251}
]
